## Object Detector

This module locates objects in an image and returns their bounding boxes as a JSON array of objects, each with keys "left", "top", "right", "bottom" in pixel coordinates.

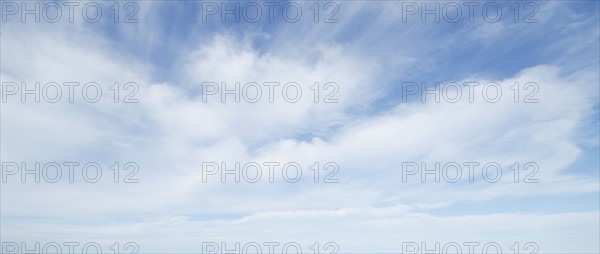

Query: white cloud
[{"left": 1, "top": 2, "right": 598, "bottom": 252}]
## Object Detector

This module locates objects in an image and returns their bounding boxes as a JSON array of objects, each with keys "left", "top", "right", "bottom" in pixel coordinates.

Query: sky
[{"left": 1, "top": 0, "right": 599, "bottom": 253}]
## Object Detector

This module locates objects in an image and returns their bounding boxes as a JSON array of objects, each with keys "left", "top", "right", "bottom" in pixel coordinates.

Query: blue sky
[{"left": 1, "top": 0, "right": 599, "bottom": 253}]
